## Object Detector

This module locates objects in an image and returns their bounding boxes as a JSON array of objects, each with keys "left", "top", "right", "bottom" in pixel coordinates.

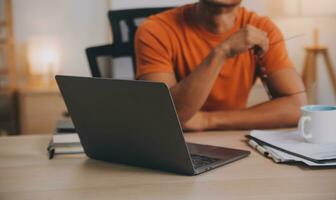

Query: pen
[
  {"left": 248, "top": 139, "right": 283, "bottom": 163},
  {"left": 248, "top": 139, "right": 269, "bottom": 157},
  {"left": 263, "top": 146, "right": 283, "bottom": 163}
]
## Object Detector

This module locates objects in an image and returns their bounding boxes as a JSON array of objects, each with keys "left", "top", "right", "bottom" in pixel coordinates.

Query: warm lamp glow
[
  {"left": 27, "top": 36, "right": 61, "bottom": 76},
  {"left": 41, "top": 50, "right": 57, "bottom": 65}
]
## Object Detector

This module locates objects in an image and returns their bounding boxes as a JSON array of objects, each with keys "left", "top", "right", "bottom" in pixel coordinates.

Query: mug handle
[{"left": 298, "top": 116, "right": 312, "bottom": 139}]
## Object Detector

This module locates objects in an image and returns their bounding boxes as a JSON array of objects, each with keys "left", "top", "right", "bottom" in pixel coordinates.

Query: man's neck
[{"left": 195, "top": 2, "right": 240, "bottom": 34}]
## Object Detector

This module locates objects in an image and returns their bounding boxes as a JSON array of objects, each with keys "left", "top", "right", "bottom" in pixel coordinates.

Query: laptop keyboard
[{"left": 191, "top": 154, "right": 220, "bottom": 169}]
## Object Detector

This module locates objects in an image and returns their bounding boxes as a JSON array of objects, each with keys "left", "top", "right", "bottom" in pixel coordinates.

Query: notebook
[
  {"left": 53, "top": 133, "right": 80, "bottom": 144},
  {"left": 263, "top": 145, "right": 336, "bottom": 166},
  {"left": 56, "top": 119, "right": 76, "bottom": 133},
  {"left": 47, "top": 133, "right": 84, "bottom": 159},
  {"left": 47, "top": 119, "right": 84, "bottom": 159},
  {"left": 248, "top": 130, "right": 336, "bottom": 164}
]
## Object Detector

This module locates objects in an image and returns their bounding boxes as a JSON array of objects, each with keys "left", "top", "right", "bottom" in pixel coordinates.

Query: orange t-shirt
[{"left": 135, "top": 4, "right": 293, "bottom": 111}]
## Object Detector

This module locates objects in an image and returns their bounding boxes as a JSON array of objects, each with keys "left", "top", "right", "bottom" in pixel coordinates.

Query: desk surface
[{"left": 0, "top": 131, "right": 335, "bottom": 200}]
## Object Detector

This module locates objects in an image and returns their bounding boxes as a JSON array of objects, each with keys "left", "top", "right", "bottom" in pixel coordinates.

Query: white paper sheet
[
  {"left": 264, "top": 145, "right": 336, "bottom": 166},
  {"left": 250, "top": 130, "right": 336, "bottom": 161}
]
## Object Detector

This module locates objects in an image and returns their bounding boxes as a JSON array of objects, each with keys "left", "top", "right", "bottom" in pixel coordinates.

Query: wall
[
  {"left": 109, "top": 0, "right": 196, "bottom": 10},
  {"left": 13, "top": 0, "right": 110, "bottom": 76}
]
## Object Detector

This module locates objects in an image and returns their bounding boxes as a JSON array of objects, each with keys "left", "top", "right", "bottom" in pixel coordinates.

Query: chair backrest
[{"left": 86, "top": 7, "right": 172, "bottom": 78}]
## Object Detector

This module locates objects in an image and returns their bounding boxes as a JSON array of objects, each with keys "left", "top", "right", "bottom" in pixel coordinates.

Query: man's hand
[
  {"left": 220, "top": 25, "right": 269, "bottom": 57},
  {"left": 182, "top": 112, "right": 210, "bottom": 132}
]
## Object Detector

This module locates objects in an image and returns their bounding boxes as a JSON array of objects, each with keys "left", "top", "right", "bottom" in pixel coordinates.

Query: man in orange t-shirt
[{"left": 135, "top": 0, "right": 307, "bottom": 131}]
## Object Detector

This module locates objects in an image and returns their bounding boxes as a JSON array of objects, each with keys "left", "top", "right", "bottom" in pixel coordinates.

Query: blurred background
[{"left": 0, "top": 0, "right": 335, "bottom": 136}]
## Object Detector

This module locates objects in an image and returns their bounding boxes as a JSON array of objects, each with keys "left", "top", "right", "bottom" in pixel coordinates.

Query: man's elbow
[
  {"left": 170, "top": 91, "right": 195, "bottom": 124},
  {"left": 287, "top": 92, "right": 308, "bottom": 125},
  {"left": 293, "top": 92, "right": 308, "bottom": 108},
  {"left": 175, "top": 107, "right": 192, "bottom": 124}
]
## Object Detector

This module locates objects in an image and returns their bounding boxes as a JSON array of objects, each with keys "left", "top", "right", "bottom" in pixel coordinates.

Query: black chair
[{"left": 86, "top": 7, "right": 172, "bottom": 78}]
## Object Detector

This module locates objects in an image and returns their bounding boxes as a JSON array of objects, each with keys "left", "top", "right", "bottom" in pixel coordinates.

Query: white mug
[{"left": 298, "top": 105, "right": 336, "bottom": 144}]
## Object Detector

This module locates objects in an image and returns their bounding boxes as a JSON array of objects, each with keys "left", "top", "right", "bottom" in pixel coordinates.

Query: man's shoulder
[
  {"left": 138, "top": 4, "right": 192, "bottom": 34},
  {"left": 239, "top": 7, "right": 278, "bottom": 32}
]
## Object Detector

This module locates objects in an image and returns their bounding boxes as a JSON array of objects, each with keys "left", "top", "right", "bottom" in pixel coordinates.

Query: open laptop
[{"left": 56, "top": 75, "right": 250, "bottom": 175}]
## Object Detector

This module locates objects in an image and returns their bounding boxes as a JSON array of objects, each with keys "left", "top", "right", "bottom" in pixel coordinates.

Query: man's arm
[
  {"left": 139, "top": 47, "right": 227, "bottom": 123},
  {"left": 184, "top": 68, "right": 307, "bottom": 131},
  {"left": 139, "top": 25, "right": 269, "bottom": 123}
]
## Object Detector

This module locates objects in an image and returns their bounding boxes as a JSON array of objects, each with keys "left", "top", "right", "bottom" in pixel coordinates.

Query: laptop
[{"left": 56, "top": 75, "right": 250, "bottom": 175}]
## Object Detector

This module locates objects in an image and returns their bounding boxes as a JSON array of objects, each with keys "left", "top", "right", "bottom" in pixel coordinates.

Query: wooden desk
[
  {"left": 0, "top": 131, "right": 335, "bottom": 200},
  {"left": 18, "top": 85, "right": 67, "bottom": 135}
]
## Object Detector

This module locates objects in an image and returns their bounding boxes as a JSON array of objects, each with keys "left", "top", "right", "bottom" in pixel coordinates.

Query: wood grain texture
[
  {"left": 0, "top": 132, "right": 335, "bottom": 200},
  {"left": 322, "top": 49, "right": 336, "bottom": 94}
]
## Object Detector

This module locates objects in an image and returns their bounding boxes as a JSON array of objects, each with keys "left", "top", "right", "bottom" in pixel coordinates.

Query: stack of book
[
  {"left": 47, "top": 119, "right": 84, "bottom": 159},
  {"left": 247, "top": 130, "right": 336, "bottom": 167}
]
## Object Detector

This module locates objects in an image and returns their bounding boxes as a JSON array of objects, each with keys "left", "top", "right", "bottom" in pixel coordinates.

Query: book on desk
[{"left": 47, "top": 119, "right": 84, "bottom": 159}]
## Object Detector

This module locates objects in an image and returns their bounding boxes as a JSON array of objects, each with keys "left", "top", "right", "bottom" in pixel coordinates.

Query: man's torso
[{"left": 136, "top": 4, "right": 292, "bottom": 111}]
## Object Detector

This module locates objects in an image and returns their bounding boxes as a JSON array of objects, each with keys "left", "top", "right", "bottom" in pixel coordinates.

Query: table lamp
[{"left": 27, "top": 36, "right": 61, "bottom": 86}]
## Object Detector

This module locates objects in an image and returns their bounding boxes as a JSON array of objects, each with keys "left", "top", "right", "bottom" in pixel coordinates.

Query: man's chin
[{"left": 201, "top": 0, "right": 242, "bottom": 8}]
